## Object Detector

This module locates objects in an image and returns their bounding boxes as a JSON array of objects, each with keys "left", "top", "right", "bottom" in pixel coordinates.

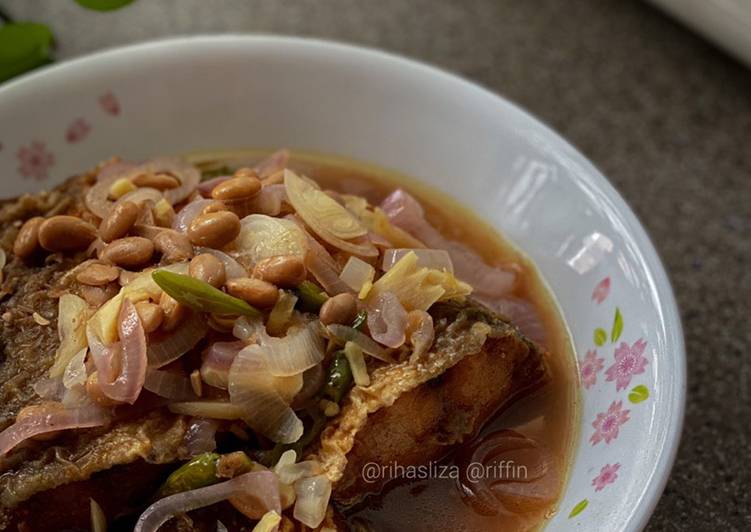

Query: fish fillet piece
[{"left": 313, "top": 301, "right": 548, "bottom": 505}]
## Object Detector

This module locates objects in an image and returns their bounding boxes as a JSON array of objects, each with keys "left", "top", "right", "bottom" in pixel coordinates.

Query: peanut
[
  {"left": 201, "top": 200, "right": 228, "bottom": 215},
  {"left": 253, "top": 255, "right": 306, "bottom": 288},
  {"left": 187, "top": 211, "right": 241, "bottom": 249},
  {"left": 100, "top": 236, "right": 154, "bottom": 268},
  {"left": 153, "top": 230, "right": 194, "bottom": 263},
  {"left": 319, "top": 292, "right": 358, "bottom": 325},
  {"left": 132, "top": 172, "right": 180, "bottom": 190},
  {"left": 211, "top": 175, "right": 262, "bottom": 201},
  {"left": 98, "top": 200, "right": 139, "bottom": 242},
  {"left": 76, "top": 263, "right": 120, "bottom": 286},
  {"left": 38, "top": 216, "right": 97, "bottom": 252},
  {"left": 13, "top": 216, "right": 44, "bottom": 258},
  {"left": 189, "top": 253, "right": 226, "bottom": 288},
  {"left": 225, "top": 277, "right": 279, "bottom": 308}
]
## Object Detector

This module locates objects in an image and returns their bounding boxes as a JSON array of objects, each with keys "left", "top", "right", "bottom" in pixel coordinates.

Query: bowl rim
[{"left": 0, "top": 34, "right": 686, "bottom": 530}]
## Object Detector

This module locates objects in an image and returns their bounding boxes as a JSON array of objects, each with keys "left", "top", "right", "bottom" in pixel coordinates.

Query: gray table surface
[{"left": 4, "top": 1, "right": 751, "bottom": 530}]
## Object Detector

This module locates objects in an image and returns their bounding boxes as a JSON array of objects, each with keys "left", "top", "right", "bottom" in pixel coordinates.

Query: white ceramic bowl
[{"left": 0, "top": 36, "right": 685, "bottom": 531}]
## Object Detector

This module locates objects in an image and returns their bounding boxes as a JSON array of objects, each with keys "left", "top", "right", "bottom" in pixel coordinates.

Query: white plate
[{"left": 0, "top": 36, "right": 685, "bottom": 531}]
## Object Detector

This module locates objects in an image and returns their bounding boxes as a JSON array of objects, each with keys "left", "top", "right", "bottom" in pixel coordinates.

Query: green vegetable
[
  {"left": 75, "top": 0, "right": 134, "bottom": 11},
  {"left": 152, "top": 270, "right": 260, "bottom": 317},
  {"left": 296, "top": 280, "right": 329, "bottom": 312},
  {"left": 156, "top": 452, "right": 220, "bottom": 498},
  {"left": 351, "top": 309, "right": 367, "bottom": 331},
  {"left": 323, "top": 351, "right": 353, "bottom": 403},
  {"left": 0, "top": 22, "right": 54, "bottom": 83},
  {"left": 200, "top": 165, "right": 233, "bottom": 180}
]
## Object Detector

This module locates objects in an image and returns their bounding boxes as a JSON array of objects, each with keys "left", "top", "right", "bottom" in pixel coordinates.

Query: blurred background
[{"left": 1, "top": 1, "right": 749, "bottom": 530}]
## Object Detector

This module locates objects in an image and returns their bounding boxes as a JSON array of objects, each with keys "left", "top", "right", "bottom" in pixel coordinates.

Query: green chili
[
  {"left": 351, "top": 309, "right": 367, "bottom": 331},
  {"left": 156, "top": 452, "right": 220, "bottom": 498},
  {"left": 152, "top": 270, "right": 260, "bottom": 317},
  {"left": 323, "top": 350, "right": 354, "bottom": 404},
  {"left": 200, "top": 165, "right": 233, "bottom": 180},
  {"left": 296, "top": 280, "right": 329, "bottom": 312}
]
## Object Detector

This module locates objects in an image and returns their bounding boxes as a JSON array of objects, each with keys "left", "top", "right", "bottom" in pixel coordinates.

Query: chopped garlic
[
  {"left": 108, "top": 177, "right": 137, "bottom": 199},
  {"left": 274, "top": 449, "right": 297, "bottom": 473},
  {"left": 152, "top": 198, "right": 175, "bottom": 227},
  {"left": 320, "top": 399, "right": 340, "bottom": 417},
  {"left": 344, "top": 341, "right": 370, "bottom": 387},
  {"left": 252, "top": 510, "right": 281, "bottom": 532},
  {"left": 358, "top": 280, "right": 373, "bottom": 300}
]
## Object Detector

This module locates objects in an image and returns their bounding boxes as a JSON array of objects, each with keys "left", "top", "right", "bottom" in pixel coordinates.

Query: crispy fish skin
[
  {"left": 314, "top": 301, "right": 547, "bottom": 505},
  {"left": 0, "top": 172, "right": 94, "bottom": 432},
  {"left": 0, "top": 174, "right": 192, "bottom": 530}
]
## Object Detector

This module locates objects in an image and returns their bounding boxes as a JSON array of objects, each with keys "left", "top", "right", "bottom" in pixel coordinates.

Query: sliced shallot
[
  {"left": 367, "top": 292, "right": 408, "bottom": 348},
  {"left": 143, "top": 368, "right": 197, "bottom": 400},
  {"left": 147, "top": 312, "right": 209, "bottom": 368},
  {"left": 0, "top": 403, "right": 109, "bottom": 456},
  {"left": 250, "top": 323, "right": 324, "bottom": 377},
  {"left": 184, "top": 418, "right": 219, "bottom": 456},
  {"left": 284, "top": 170, "right": 377, "bottom": 257},
  {"left": 255, "top": 149, "right": 289, "bottom": 178},
  {"left": 85, "top": 161, "right": 137, "bottom": 218},
  {"left": 201, "top": 340, "right": 245, "bottom": 389},
  {"left": 293, "top": 475, "right": 332, "bottom": 529},
  {"left": 96, "top": 299, "right": 147, "bottom": 404},
  {"left": 228, "top": 345, "right": 304, "bottom": 444},
  {"left": 339, "top": 256, "right": 375, "bottom": 293},
  {"left": 134, "top": 471, "right": 280, "bottom": 532}
]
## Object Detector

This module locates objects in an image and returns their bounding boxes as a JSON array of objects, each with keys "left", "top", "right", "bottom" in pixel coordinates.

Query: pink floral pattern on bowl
[
  {"left": 567, "top": 276, "right": 656, "bottom": 521},
  {"left": 66, "top": 118, "right": 91, "bottom": 143},
  {"left": 16, "top": 141, "right": 55, "bottom": 181},
  {"left": 592, "top": 463, "right": 621, "bottom": 492},
  {"left": 606, "top": 339, "right": 649, "bottom": 391},
  {"left": 590, "top": 400, "right": 631, "bottom": 445},
  {"left": 580, "top": 349, "right": 604, "bottom": 389}
]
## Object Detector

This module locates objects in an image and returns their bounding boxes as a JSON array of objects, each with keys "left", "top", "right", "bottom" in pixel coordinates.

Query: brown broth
[{"left": 189, "top": 149, "right": 579, "bottom": 532}]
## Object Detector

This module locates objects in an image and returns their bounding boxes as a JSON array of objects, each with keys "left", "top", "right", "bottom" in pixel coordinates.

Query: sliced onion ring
[
  {"left": 85, "top": 162, "right": 137, "bottom": 218},
  {"left": 147, "top": 312, "right": 209, "bottom": 368},
  {"left": 143, "top": 369, "right": 197, "bottom": 400},
  {"left": 0, "top": 403, "right": 109, "bottom": 456},
  {"left": 285, "top": 170, "right": 376, "bottom": 257},
  {"left": 134, "top": 471, "right": 280, "bottom": 532},
  {"left": 98, "top": 299, "right": 147, "bottom": 404},
  {"left": 367, "top": 292, "right": 408, "bottom": 349}
]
